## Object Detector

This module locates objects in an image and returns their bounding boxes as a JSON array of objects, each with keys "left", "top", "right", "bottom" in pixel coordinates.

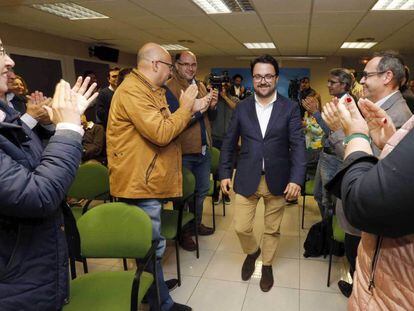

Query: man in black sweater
[{"left": 96, "top": 67, "right": 119, "bottom": 129}]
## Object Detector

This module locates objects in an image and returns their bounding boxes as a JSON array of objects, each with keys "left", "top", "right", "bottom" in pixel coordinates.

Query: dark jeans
[
  {"left": 182, "top": 149, "right": 211, "bottom": 226},
  {"left": 118, "top": 198, "right": 173, "bottom": 311},
  {"left": 314, "top": 151, "right": 342, "bottom": 219},
  {"left": 344, "top": 233, "right": 361, "bottom": 278}
]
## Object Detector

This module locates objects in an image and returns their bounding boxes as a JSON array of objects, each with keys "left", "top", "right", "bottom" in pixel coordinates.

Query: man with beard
[{"left": 219, "top": 54, "right": 306, "bottom": 292}]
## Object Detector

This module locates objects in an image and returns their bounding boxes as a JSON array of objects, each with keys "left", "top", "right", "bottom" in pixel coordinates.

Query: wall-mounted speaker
[{"left": 90, "top": 45, "right": 119, "bottom": 63}]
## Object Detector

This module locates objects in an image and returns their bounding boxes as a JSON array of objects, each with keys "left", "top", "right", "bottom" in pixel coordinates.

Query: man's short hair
[
  {"left": 300, "top": 77, "right": 310, "bottom": 83},
  {"left": 108, "top": 67, "right": 120, "bottom": 77},
  {"left": 250, "top": 54, "right": 279, "bottom": 76},
  {"left": 233, "top": 74, "right": 243, "bottom": 81},
  {"left": 329, "top": 68, "right": 353, "bottom": 91},
  {"left": 373, "top": 51, "right": 405, "bottom": 87}
]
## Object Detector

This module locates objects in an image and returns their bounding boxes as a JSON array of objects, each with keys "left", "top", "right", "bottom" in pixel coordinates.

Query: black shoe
[
  {"left": 338, "top": 280, "right": 353, "bottom": 298},
  {"left": 224, "top": 195, "right": 231, "bottom": 205},
  {"left": 260, "top": 265, "right": 274, "bottom": 292},
  {"left": 197, "top": 224, "right": 214, "bottom": 236},
  {"left": 179, "top": 232, "right": 197, "bottom": 252},
  {"left": 241, "top": 248, "right": 261, "bottom": 281},
  {"left": 170, "top": 302, "right": 192, "bottom": 311},
  {"left": 166, "top": 278, "right": 179, "bottom": 292}
]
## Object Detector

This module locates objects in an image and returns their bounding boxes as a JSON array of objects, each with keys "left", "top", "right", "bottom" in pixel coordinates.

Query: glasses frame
[
  {"left": 155, "top": 60, "right": 174, "bottom": 70},
  {"left": 327, "top": 79, "right": 342, "bottom": 85},
  {"left": 361, "top": 70, "right": 387, "bottom": 79},
  {"left": 176, "top": 61, "right": 197, "bottom": 69},
  {"left": 252, "top": 74, "right": 277, "bottom": 83}
]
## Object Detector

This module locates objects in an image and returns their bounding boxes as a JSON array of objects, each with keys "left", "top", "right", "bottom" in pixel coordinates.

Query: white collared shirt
[
  {"left": 254, "top": 92, "right": 277, "bottom": 138},
  {"left": 376, "top": 90, "right": 398, "bottom": 108},
  {"left": 255, "top": 92, "right": 277, "bottom": 171}
]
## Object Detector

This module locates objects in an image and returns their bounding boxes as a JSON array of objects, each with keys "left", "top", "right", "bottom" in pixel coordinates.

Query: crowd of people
[{"left": 1, "top": 36, "right": 414, "bottom": 311}]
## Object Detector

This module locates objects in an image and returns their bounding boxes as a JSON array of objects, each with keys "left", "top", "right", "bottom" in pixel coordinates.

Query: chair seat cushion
[
  {"left": 207, "top": 180, "right": 214, "bottom": 196},
  {"left": 64, "top": 270, "right": 153, "bottom": 311},
  {"left": 161, "top": 210, "right": 194, "bottom": 240}
]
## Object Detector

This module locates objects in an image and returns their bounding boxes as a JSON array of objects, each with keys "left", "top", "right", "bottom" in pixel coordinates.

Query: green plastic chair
[
  {"left": 63, "top": 202, "right": 160, "bottom": 311},
  {"left": 206, "top": 147, "right": 220, "bottom": 231},
  {"left": 327, "top": 215, "right": 346, "bottom": 287},
  {"left": 301, "top": 179, "right": 315, "bottom": 229},
  {"left": 67, "top": 162, "right": 111, "bottom": 220},
  {"left": 161, "top": 166, "right": 198, "bottom": 286}
]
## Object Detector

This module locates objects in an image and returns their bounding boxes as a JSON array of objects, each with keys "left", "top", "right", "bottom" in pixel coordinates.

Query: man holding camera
[
  {"left": 219, "top": 54, "right": 306, "bottom": 292},
  {"left": 165, "top": 51, "right": 218, "bottom": 251}
]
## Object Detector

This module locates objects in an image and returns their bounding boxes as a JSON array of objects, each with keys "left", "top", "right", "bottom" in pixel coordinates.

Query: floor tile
[
  {"left": 300, "top": 289, "right": 348, "bottom": 311},
  {"left": 242, "top": 284, "right": 299, "bottom": 311},
  {"left": 163, "top": 249, "right": 214, "bottom": 277},
  {"left": 300, "top": 259, "right": 348, "bottom": 293},
  {"left": 164, "top": 272, "right": 200, "bottom": 305},
  {"left": 204, "top": 251, "right": 247, "bottom": 282},
  {"left": 187, "top": 278, "right": 248, "bottom": 311},
  {"left": 198, "top": 229, "right": 226, "bottom": 251},
  {"left": 276, "top": 236, "right": 300, "bottom": 259}
]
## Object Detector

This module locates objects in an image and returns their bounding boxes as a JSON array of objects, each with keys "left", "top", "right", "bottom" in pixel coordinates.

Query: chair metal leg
[
  {"left": 153, "top": 254, "right": 161, "bottom": 311},
  {"left": 82, "top": 258, "right": 88, "bottom": 274},
  {"left": 69, "top": 257, "right": 77, "bottom": 280},
  {"left": 327, "top": 238, "right": 333, "bottom": 287},
  {"left": 175, "top": 239, "right": 181, "bottom": 286},
  {"left": 212, "top": 200, "right": 216, "bottom": 232},
  {"left": 301, "top": 195, "right": 306, "bottom": 229},
  {"left": 222, "top": 192, "right": 226, "bottom": 217},
  {"left": 123, "top": 258, "right": 128, "bottom": 271}
]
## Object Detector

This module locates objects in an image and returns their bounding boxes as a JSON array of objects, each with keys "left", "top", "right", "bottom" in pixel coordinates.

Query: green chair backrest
[
  {"left": 182, "top": 167, "right": 196, "bottom": 201},
  {"left": 210, "top": 147, "right": 220, "bottom": 175},
  {"left": 77, "top": 202, "right": 152, "bottom": 258},
  {"left": 67, "top": 162, "right": 110, "bottom": 200},
  {"left": 332, "top": 215, "right": 345, "bottom": 243}
]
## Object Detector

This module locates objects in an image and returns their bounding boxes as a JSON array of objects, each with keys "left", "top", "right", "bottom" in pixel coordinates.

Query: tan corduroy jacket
[
  {"left": 106, "top": 69, "right": 192, "bottom": 199},
  {"left": 166, "top": 72, "right": 212, "bottom": 154}
]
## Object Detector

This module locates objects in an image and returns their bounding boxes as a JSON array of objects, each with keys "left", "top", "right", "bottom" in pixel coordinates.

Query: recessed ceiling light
[
  {"left": 341, "top": 42, "right": 378, "bottom": 49},
  {"left": 32, "top": 2, "right": 109, "bottom": 20},
  {"left": 161, "top": 44, "right": 189, "bottom": 51},
  {"left": 372, "top": 0, "right": 414, "bottom": 10},
  {"left": 244, "top": 42, "right": 276, "bottom": 49},
  {"left": 192, "top": 0, "right": 231, "bottom": 14}
]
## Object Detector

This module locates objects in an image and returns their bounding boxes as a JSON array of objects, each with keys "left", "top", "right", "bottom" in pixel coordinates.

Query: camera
[{"left": 208, "top": 71, "right": 230, "bottom": 91}]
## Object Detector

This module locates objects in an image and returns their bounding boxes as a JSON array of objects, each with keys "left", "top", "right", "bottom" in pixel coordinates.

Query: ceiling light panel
[
  {"left": 244, "top": 42, "right": 276, "bottom": 49},
  {"left": 341, "top": 42, "right": 378, "bottom": 49},
  {"left": 161, "top": 44, "right": 189, "bottom": 51},
  {"left": 192, "top": 0, "right": 232, "bottom": 14},
  {"left": 372, "top": 0, "right": 414, "bottom": 10},
  {"left": 32, "top": 2, "right": 109, "bottom": 20}
]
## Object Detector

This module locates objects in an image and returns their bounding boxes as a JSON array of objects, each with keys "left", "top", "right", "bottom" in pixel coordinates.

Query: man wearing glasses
[
  {"left": 165, "top": 51, "right": 218, "bottom": 251},
  {"left": 360, "top": 51, "right": 411, "bottom": 139},
  {"left": 219, "top": 54, "right": 306, "bottom": 292}
]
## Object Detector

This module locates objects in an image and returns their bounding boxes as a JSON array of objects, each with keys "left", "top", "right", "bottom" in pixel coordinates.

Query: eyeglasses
[
  {"left": 176, "top": 61, "right": 197, "bottom": 69},
  {"left": 327, "top": 79, "right": 341, "bottom": 85},
  {"left": 361, "top": 71, "right": 386, "bottom": 79},
  {"left": 0, "top": 44, "right": 6, "bottom": 57},
  {"left": 252, "top": 74, "right": 277, "bottom": 82},
  {"left": 155, "top": 60, "right": 174, "bottom": 70}
]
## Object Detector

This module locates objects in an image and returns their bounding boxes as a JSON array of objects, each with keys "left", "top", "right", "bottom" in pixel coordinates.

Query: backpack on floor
[{"left": 303, "top": 220, "right": 344, "bottom": 258}]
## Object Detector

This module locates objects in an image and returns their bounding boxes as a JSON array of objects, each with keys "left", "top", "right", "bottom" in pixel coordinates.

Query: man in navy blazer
[{"left": 219, "top": 55, "right": 306, "bottom": 292}]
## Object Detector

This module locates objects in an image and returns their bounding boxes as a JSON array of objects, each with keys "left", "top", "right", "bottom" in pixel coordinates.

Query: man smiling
[{"left": 219, "top": 54, "right": 306, "bottom": 292}]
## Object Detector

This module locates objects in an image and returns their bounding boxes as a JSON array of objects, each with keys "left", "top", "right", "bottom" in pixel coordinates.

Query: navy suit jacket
[{"left": 219, "top": 93, "right": 306, "bottom": 197}]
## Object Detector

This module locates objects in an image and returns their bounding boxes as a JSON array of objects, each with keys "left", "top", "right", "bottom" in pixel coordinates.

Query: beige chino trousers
[{"left": 234, "top": 176, "right": 286, "bottom": 265}]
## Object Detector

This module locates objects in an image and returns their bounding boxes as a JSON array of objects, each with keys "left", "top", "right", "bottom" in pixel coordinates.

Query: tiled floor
[{"left": 76, "top": 195, "right": 350, "bottom": 311}]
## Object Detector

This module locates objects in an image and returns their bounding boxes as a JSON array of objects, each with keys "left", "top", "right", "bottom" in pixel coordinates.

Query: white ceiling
[{"left": 0, "top": 0, "right": 413, "bottom": 57}]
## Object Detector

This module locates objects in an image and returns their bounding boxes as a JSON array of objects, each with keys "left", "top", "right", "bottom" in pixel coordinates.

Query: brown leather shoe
[
  {"left": 197, "top": 224, "right": 214, "bottom": 236},
  {"left": 179, "top": 231, "right": 197, "bottom": 252},
  {"left": 260, "top": 265, "right": 274, "bottom": 292},
  {"left": 241, "top": 248, "right": 261, "bottom": 281}
]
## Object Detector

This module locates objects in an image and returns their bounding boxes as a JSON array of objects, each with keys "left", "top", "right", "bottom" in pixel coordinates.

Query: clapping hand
[
  {"left": 358, "top": 98, "right": 396, "bottom": 149},
  {"left": 321, "top": 98, "right": 342, "bottom": 132},
  {"left": 70, "top": 76, "right": 98, "bottom": 114},
  {"left": 26, "top": 91, "right": 52, "bottom": 123}
]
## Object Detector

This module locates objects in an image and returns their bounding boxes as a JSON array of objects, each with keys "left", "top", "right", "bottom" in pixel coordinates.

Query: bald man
[{"left": 107, "top": 43, "right": 206, "bottom": 311}]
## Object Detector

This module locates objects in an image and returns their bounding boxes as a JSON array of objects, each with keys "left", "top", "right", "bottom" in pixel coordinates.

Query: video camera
[{"left": 208, "top": 71, "right": 230, "bottom": 91}]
